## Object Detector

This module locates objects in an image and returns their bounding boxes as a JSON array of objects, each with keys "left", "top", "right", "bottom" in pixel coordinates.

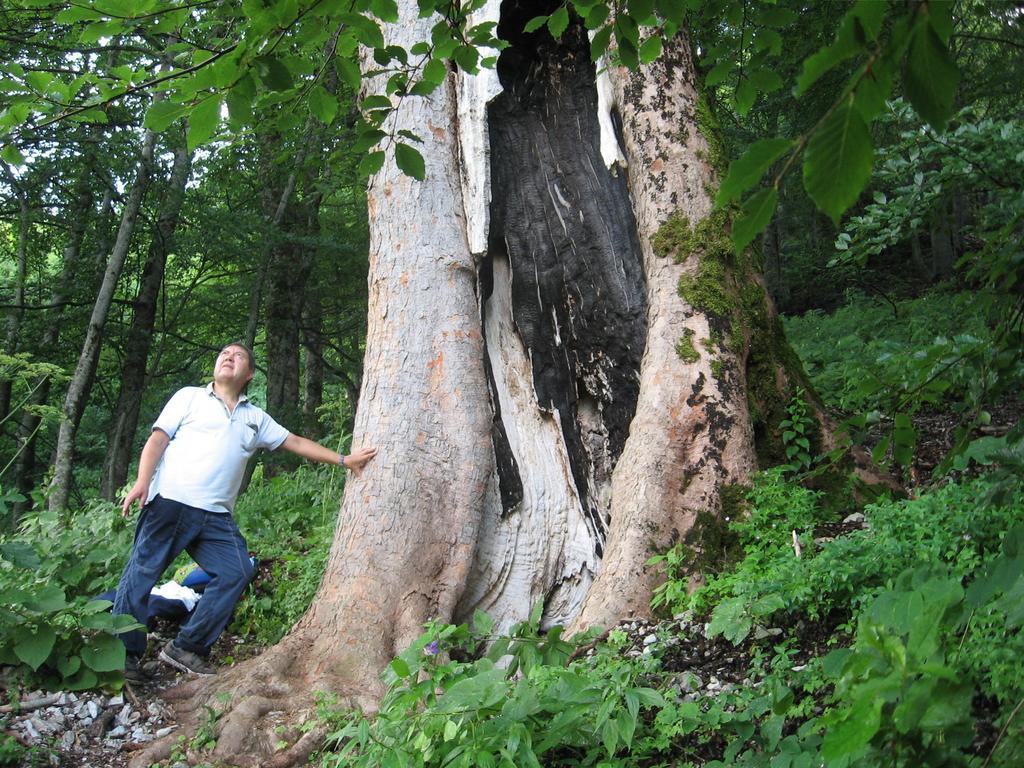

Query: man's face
[{"left": 214, "top": 345, "right": 253, "bottom": 389}]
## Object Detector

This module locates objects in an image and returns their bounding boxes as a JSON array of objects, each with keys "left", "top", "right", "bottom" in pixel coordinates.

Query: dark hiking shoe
[
  {"left": 159, "top": 640, "right": 215, "bottom": 676},
  {"left": 124, "top": 655, "right": 150, "bottom": 686}
]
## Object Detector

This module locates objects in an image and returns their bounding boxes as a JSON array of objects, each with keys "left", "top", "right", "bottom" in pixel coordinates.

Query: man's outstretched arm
[
  {"left": 280, "top": 434, "right": 377, "bottom": 477},
  {"left": 121, "top": 429, "right": 171, "bottom": 516}
]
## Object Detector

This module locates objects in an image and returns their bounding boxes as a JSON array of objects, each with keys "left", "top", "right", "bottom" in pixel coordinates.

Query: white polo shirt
[{"left": 147, "top": 384, "right": 290, "bottom": 514}]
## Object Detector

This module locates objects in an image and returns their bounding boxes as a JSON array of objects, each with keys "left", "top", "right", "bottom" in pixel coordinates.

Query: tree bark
[
  {"left": 48, "top": 128, "right": 157, "bottom": 511},
  {"left": 132, "top": 8, "right": 827, "bottom": 766},
  {"left": 929, "top": 195, "right": 956, "bottom": 281},
  {"left": 302, "top": 277, "right": 325, "bottom": 441},
  {"left": 0, "top": 164, "right": 30, "bottom": 425},
  {"left": 12, "top": 161, "right": 95, "bottom": 510},
  {"left": 100, "top": 133, "right": 191, "bottom": 500}
]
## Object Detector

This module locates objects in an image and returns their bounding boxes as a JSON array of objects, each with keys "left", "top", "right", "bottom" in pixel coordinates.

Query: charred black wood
[{"left": 484, "top": 0, "right": 647, "bottom": 519}]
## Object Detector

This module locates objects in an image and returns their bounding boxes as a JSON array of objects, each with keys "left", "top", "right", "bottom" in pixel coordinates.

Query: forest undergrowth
[{"left": 1, "top": 291, "right": 1022, "bottom": 767}]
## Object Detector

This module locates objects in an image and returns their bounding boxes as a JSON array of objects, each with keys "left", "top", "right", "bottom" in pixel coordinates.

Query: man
[{"left": 114, "top": 342, "right": 376, "bottom": 683}]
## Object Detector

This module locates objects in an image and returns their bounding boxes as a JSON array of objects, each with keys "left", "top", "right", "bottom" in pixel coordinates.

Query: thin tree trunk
[
  {"left": 910, "top": 227, "right": 931, "bottom": 281},
  {"left": 930, "top": 196, "right": 956, "bottom": 281},
  {"left": 48, "top": 128, "right": 157, "bottom": 511},
  {"left": 263, "top": 131, "right": 324, "bottom": 424},
  {"left": 100, "top": 135, "right": 191, "bottom": 500},
  {"left": 12, "top": 163, "right": 95, "bottom": 511},
  {"left": 243, "top": 143, "right": 308, "bottom": 350},
  {"left": 0, "top": 165, "right": 30, "bottom": 425}
]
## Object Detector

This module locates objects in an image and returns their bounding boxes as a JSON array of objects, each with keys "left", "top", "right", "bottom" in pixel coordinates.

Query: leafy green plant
[
  {"left": 0, "top": 731, "right": 52, "bottom": 767},
  {"left": 230, "top": 465, "right": 341, "bottom": 644},
  {"left": 821, "top": 568, "right": 975, "bottom": 765},
  {"left": 0, "top": 498, "right": 141, "bottom": 688},
  {"left": 780, "top": 388, "right": 815, "bottom": 473},
  {"left": 319, "top": 607, "right": 663, "bottom": 768}
]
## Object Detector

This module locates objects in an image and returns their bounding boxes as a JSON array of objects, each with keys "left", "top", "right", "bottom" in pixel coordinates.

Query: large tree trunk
[
  {"left": 132, "top": 7, "right": 818, "bottom": 766},
  {"left": 48, "top": 128, "right": 157, "bottom": 511},
  {"left": 100, "top": 135, "right": 192, "bottom": 500}
]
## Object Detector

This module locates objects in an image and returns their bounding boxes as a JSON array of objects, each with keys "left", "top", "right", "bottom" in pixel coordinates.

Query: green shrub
[
  {"left": 229, "top": 464, "right": 342, "bottom": 645},
  {"left": 784, "top": 290, "right": 993, "bottom": 416},
  {"left": 0, "top": 496, "right": 140, "bottom": 689},
  {"left": 318, "top": 609, "right": 664, "bottom": 768}
]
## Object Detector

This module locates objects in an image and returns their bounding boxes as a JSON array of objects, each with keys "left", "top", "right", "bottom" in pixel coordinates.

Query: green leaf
[
  {"left": 926, "top": 0, "right": 955, "bottom": 42},
  {"left": 358, "top": 150, "right": 386, "bottom": 177},
  {"left": 473, "top": 609, "right": 494, "bottom": 637},
  {"left": 822, "top": 696, "right": 882, "bottom": 761},
  {"left": 65, "top": 667, "right": 98, "bottom": 691},
  {"left": 733, "top": 187, "right": 778, "bottom": 254},
  {"left": 584, "top": 4, "right": 608, "bottom": 30},
  {"left": 803, "top": 102, "right": 873, "bottom": 224},
  {"left": 422, "top": 57, "right": 447, "bottom": 87},
  {"left": 747, "top": 68, "right": 783, "bottom": 93},
  {"left": 25, "top": 71, "right": 54, "bottom": 93},
  {"left": 454, "top": 45, "right": 479, "bottom": 73},
  {"left": 336, "top": 57, "right": 361, "bottom": 91},
  {"left": 395, "top": 142, "right": 425, "bottom": 181},
  {"left": 437, "top": 664, "right": 508, "bottom": 712},
  {"left": 389, "top": 656, "right": 410, "bottom": 677},
  {"left": 704, "top": 60, "right": 732, "bottom": 87},
  {"left": 225, "top": 89, "right": 253, "bottom": 125},
  {"left": 186, "top": 95, "right": 221, "bottom": 150},
  {"left": 872, "top": 434, "right": 891, "bottom": 464},
  {"left": 55, "top": 4, "right": 103, "bottom": 22},
  {"left": 638, "top": 36, "right": 663, "bottom": 65},
  {"left": 852, "top": 58, "right": 895, "bottom": 122},
  {"left": 734, "top": 78, "right": 757, "bottom": 116},
  {"left": 370, "top": 0, "right": 399, "bottom": 22},
  {"left": 548, "top": 6, "right": 569, "bottom": 38},
  {"left": 995, "top": 575, "right": 1024, "bottom": 627},
  {"left": 57, "top": 654, "right": 81, "bottom": 678},
  {"left": 590, "top": 25, "right": 613, "bottom": 62},
  {"left": 13, "top": 624, "right": 56, "bottom": 671},
  {"left": 255, "top": 55, "right": 294, "bottom": 91},
  {"left": 617, "top": 37, "right": 639, "bottom": 70},
  {"left": 529, "top": 600, "right": 544, "bottom": 628},
  {"left": 26, "top": 585, "right": 67, "bottom": 612},
  {"left": 81, "top": 634, "right": 125, "bottom": 672},
  {"left": 524, "top": 15, "right": 548, "bottom": 34},
  {"left": 795, "top": 0, "right": 886, "bottom": 95},
  {"left": 750, "top": 593, "right": 785, "bottom": 617},
  {"left": 362, "top": 94, "right": 392, "bottom": 110},
  {"left": 0, "top": 540, "right": 40, "bottom": 569},
  {"left": 143, "top": 100, "right": 189, "bottom": 132},
  {"left": 757, "top": 7, "right": 798, "bottom": 27},
  {"left": 308, "top": 86, "right": 338, "bottom": 125},
  {"left": 353, "top": 128, "right": 386, "bottom": 153},
  {"left": 903, "top": 21, "right": 960, "bottom": 131}
]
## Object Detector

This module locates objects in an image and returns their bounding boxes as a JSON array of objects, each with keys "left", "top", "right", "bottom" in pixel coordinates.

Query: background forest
[{"left": 1, "top": 0, "right": 1023, "bottom": 766}]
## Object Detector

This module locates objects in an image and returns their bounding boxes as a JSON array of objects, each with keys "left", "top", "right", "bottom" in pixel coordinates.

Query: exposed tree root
[{"left": 128, "top": 637, "right": 378, "bottom": 768}]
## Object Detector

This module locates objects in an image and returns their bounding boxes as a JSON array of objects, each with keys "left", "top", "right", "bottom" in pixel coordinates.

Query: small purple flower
[{"left": 424, "top": 640, "right": 440, "bottom": 656}]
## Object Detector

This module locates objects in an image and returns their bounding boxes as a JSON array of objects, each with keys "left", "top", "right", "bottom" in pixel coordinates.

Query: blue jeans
[{"left": 113, "top": 495, "right": 255, "bottom": 657}]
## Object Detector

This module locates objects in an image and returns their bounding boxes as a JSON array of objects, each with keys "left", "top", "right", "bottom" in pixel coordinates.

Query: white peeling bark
[
  {"left": 574, "top": 33, "right": 758, "bottom": 630},
  {"left": 455, "top": 255, "right": 599, "bottom": 633},
  {"left": 595, "top": 62, "right": 628, "bottom": 170},
  {"left": 456, "top": 0, "right": 503, "bottom": 256}
]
